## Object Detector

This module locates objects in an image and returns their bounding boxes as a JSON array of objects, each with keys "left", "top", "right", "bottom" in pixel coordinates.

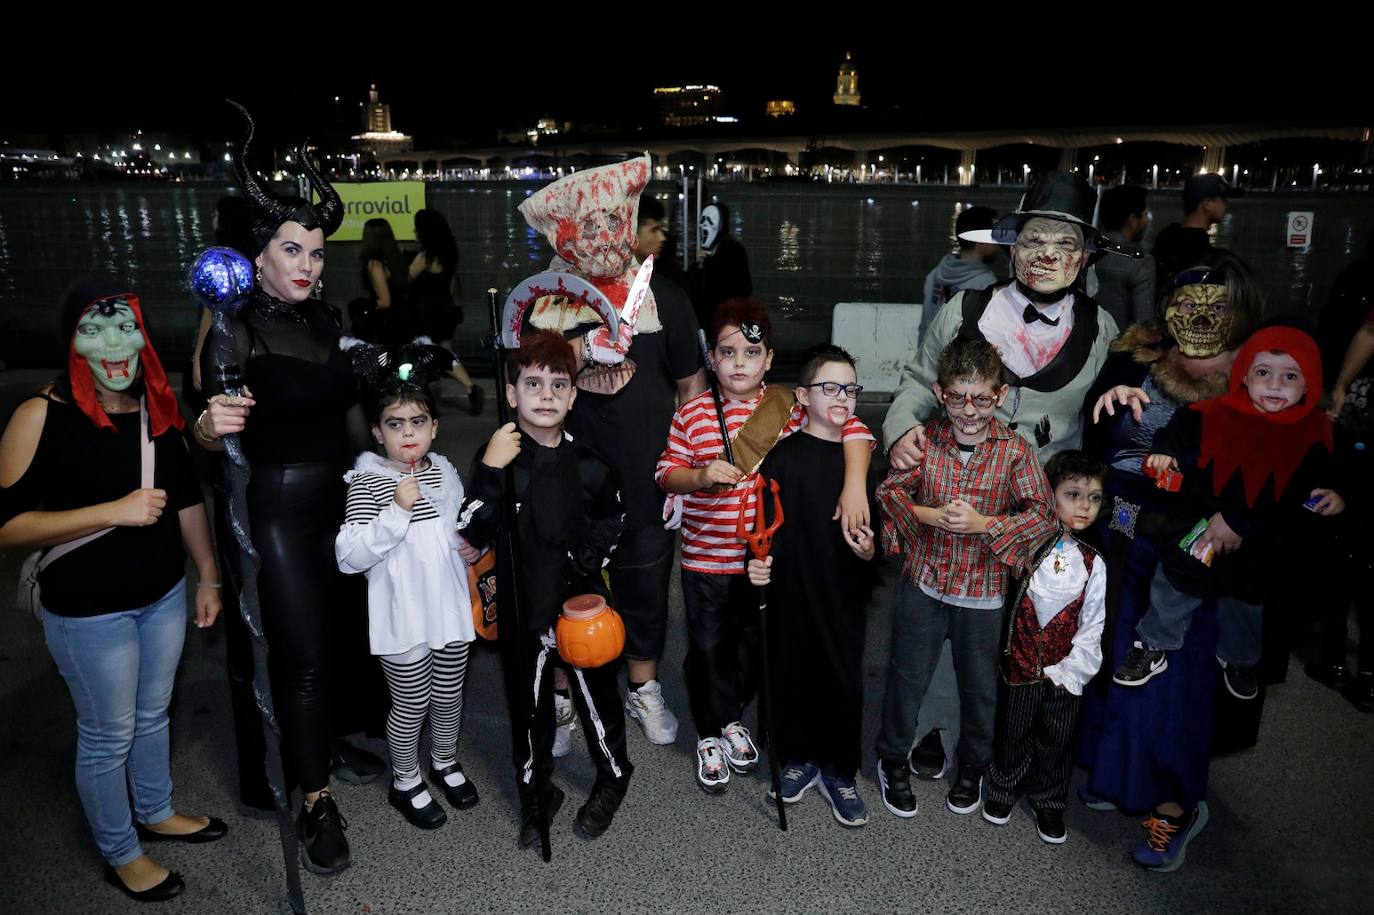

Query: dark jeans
[
  {"left": 1137, "top": 567, "right": 1262, "bottom": 666},
  {"left": 875, "top": 581, "right": 1003, "bottom": 768},
  {"left": 682, "top": 569, "right": 761, "bottom": 739},
  {"left": 610, "top": 523, "right": 675, "bottom": 663}
]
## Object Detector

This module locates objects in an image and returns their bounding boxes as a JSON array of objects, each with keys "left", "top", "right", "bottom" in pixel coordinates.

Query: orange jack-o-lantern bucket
[{"left": 554, "top": 594, "right": 625, "bottom": 668}]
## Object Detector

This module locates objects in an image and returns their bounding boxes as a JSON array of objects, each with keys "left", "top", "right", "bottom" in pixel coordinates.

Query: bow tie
[{"left": 1023, "top": 304, "right": 1060, "bottom": 327}]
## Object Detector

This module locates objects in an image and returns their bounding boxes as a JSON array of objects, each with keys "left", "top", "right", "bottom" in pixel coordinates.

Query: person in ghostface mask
[
  {"left": 0, "top": 278, "right": 224, "bottom": 902},
  {"left": 881, "top": 170, "right": 1136, "bottom": 793},
  {"left": 688, "top": 201, "right": 753, "bottom": 330},
  {"left": 196, "top": 103, "right": 381, "bottom": 876}
]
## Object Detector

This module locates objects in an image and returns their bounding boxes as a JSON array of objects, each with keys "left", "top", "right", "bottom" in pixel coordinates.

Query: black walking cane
[
  {"left": 189, "top": 249, "right": 306, "bottom": 913},
  {"left": 485, "top": 287, "right": 553, "bottom": 862},
  {"left": 696, "top": 329, "right": 736, "bottom": 468},
  {"left": 737, "top": 474, "right": 787, "bottom": 831}
]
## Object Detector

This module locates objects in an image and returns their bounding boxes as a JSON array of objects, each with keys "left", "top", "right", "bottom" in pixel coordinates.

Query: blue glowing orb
[{"left": 187, "top": 247, "right": 254, "bottom": 310}]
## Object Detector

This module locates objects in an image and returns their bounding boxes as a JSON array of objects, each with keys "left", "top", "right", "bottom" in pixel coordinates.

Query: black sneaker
[
  {"left": 1113, "top": 642, "right": 1169, "bottom": 686},
  {"left": 1034, "top": 807, "right": 1067, "bottom": 844},
  {"left": 909, "top": 728, "right": 948, "bottom": 781},
  {"left": 518, "top": 785, "right": 565, "bottom": 848},
  {"left": 574, "top": 780, "right": 628, "bottom": 840},
  {"left": 467, "top": 384, "right": 485, "bottom": 416},
  {"left": 1304, "top": 661, "right": 1349, "bottom": 689},
  {"left": 430, "top": 763, "right": 479, "bottom": 810},
  {"left": 298, "top": 791, "right": 351, "bottom": 875},
  {"left": 982, "top": 797, "right": 1014, "bottom": 825},
  {"left": 946, "top": 763, "right": 984, "bottom": 815},
  {"left": 388, "top": 781, "right": 447, "bottom": 830},
  {"left": 1220, "top": 659, "right": 1259, "bottom": 700},
  {"left": 329, "top": 740, "right": 384, "bottom": 785},
  {"left": 877, "top": 758, "right": 917, "bottom": 818}
]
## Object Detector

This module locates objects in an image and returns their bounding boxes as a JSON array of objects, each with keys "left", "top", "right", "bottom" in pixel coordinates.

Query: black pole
[
  {"left": 755, "top": 577, "right": 787, "bottom": 831},
  {"left": 697, "top": 329, "right": 735, "bottom": 467},
  {"left": 486, "top": 288, "right": 552, "bottom": 862},
  {"left": 210, "top": 316, "right": 307, "bottom": 913}
]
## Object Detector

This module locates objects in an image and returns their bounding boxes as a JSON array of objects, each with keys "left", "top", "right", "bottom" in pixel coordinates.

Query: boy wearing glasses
[
  {"left": 874, "top": 338, "right": 1055, "bottom": 819},
  {"left": 745, "top": 344, "right": 878, "bottom": 826}
]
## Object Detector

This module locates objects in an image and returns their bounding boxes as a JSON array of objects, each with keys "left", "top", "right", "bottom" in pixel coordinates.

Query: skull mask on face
[
  {"left": 73, "top": 296, "right": 146, "bottom": 391},
  {"left": 1011, "top": 217, "right": 1086, "bottom": 295},
  {"left": 1163, "top": 268, "right": 1235, "bottom": 358}
]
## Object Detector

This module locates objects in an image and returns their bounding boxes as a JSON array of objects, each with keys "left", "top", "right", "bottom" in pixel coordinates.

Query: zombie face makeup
[
  {"left": 1243, "top": 351, "right": 1306, "bottom": 414},
  {"left": 1053, "top": 475, "right": 1105, "bottom": 531},
  {"left": 1012, "top": 217, "right": 1085, "bottom": 294},
  {"left": 797, "top": 361, "right": 859, "bottom": 440},
  {"left": 932, "top": 375, "right": 1008, "bottom": 445},
  {"left": 713, "top": 323, "right": 773, "bottom": 399},
  {"left": 256, "top": 221, "right": 325, "bottom": 303},
  {"left": 700, "top": 204, "right": 723, "bottom": 250},
  {"left": 506, "top": 363, "right": 577, "bottom": 435},
  {"left": 73, "top": 297, "right": 146, "bottom": 392},
  {"left": 1164, "top": 275, "right": 1235, "bottom": 358}
]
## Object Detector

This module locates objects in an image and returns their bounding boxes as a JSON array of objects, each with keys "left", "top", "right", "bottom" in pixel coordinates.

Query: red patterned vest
[{"left": 1003, "top": 543, "right": 1096, "bottom": 685}]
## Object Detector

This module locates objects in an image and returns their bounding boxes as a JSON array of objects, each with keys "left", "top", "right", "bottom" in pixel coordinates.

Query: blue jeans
[
  {"left": 1137, "top": 567, "right": 1262, "bottom": 667},
  {"left": 42, "top": 580, "right": 187, "bottom": 866}
]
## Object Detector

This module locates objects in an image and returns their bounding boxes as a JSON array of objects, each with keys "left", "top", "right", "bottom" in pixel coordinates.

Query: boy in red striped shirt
[{"left": 655, "top": 298, "right": 874, "bottom": 794}]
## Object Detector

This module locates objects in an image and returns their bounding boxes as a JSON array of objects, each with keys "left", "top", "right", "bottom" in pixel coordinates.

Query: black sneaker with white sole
[
  {"left": 1113, "top": 642, "right": 1168, "bottom": 686},
  {"left": 1219, "top": 659, "right": 1259, "bottom": 700},
  {"left": 982, "top": 797, "right": 1014, "bottom": 825},
  {"left": 946, "top": 763, "right": 984, "bottom": 815},
  {"left": 1034, "top": 807, "right": 1067, "bottom": 844},
  {"left": 877, "top": 758, "right": 917, "bottom": 818},
  {"left": 909, "top": 728, "right": 948, "bottom": 781}
]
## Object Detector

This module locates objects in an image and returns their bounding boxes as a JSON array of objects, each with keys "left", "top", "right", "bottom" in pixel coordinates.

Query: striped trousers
[
  {"left": 986, "top": 678, "right": 1080, "bottom": 812},
  {"left": 379, "top": 641, "right": 471, "bottom": 782}
]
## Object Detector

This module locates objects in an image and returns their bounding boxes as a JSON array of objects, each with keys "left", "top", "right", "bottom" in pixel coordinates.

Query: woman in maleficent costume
[
  {"left": 197, "top": 104, "right": 375, "bottom": 876},
  {"left": 1075, "top": 248, "right": 1265, "bottom": 871}
]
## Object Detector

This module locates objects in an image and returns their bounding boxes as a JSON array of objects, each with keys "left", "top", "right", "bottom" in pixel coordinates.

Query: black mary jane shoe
[
  {"left": 388, "top": 782, "right": 448, "bottom": 830},
  {"left": 104, "top": 863, "right": 185, "bottom": 902},
  {"left": 430, "top": 762, "right": 480, "bottom": 810},
  {"left": 136, "top": 816, "right": 229, "bottom": 844}
]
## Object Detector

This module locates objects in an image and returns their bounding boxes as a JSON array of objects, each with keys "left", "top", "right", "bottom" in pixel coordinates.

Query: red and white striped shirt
[{"left": 655, "top": 385, "right": 873, "bottom": 574}]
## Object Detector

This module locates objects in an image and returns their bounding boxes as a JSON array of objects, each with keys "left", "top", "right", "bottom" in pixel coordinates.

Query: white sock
[
  {"left": 432, "top": 760, "right": 467, "bottom": 787},
  {"left": 394, "top": 773, "right": 422, "bottom": 792}
]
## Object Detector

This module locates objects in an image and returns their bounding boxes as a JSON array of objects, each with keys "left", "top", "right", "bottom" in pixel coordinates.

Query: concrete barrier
[{"left": 830, "top": 302, "right": 924, "bottom": 396}]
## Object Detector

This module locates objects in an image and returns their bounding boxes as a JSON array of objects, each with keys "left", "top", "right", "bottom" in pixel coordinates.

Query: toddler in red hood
[{"left": 1112, "top": 323, "right": 1346, "bottom": 700}]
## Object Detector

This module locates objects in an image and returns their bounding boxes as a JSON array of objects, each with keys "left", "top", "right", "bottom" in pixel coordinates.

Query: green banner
[{"left": 316, "top": 181, "right": 426, "bottom": 242}]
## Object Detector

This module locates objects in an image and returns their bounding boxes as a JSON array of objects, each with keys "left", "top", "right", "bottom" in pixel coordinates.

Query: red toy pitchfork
[{"left": 736, "top": 473, "right": 787, "bottom": 830}]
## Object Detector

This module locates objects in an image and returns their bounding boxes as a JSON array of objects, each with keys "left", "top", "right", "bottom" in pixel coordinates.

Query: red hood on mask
[
  {"left": 67, "top": 292, "right": 185, "bottom": 436},
  {"left": 1189, "top": 325, "right": 1331, "bottom": 505}
]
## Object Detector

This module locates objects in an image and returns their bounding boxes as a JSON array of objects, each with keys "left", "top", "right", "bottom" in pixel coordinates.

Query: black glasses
[
  {"left": 806, "top": 381, "right": 863, "bottom": 399},
  {"left": 941, "top": 391, "right": 998, "bottom": 409}
]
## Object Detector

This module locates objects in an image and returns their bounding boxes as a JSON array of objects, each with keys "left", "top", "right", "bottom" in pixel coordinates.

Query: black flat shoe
[
  {"left": 136, "top": 816, "right": 228, "bottom": 844},
  {"left": 430, "top": 763, "right": 480, "bottom": 810},
  {"left": 330, "top": 740, "right": 384, "bottom": 785},
  {"left": 103, "top": 864, "right": 185, "bottom": 902},
  {"left": 388, "top": 782, "right": 448, "bottom": 830}
]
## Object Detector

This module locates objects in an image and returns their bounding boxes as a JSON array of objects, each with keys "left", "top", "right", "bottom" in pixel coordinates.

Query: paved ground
[{"left": 0, "top": 369, "right": 1370, "bottom": 914}]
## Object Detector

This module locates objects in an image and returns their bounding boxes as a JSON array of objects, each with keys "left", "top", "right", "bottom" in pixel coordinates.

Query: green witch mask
[{"left": 73, "top": 297, "right": 146, "bottom": 391}]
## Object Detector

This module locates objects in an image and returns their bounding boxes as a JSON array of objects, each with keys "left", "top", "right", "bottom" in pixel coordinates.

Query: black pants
[
  {"left": 610, "top": 523, "right": 675, "bottom": 663},
  {"left": 682, "top": 570, "right": 761, "bottom": 739},
  {"left": 515, "top": 630, "right": 632, "bottom": 809},
  {"left": 248, "top": 461, "right": 371, "bottom": 794},
  {"left": 986, "top": 678, "right": 1080, "bottom": 812}
]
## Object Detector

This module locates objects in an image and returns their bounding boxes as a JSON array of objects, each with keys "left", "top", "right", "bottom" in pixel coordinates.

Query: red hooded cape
[{"left": 67, "top": 292, "right": 185, "bottom": 436}]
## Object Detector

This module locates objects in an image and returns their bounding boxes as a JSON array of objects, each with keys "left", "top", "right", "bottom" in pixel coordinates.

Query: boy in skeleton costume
[
  {"left": 513, "top": 157, "right": 707, "bottom": 747},
  {"left": 882, "top": 170, "right": 1136, "bottom": 781}
]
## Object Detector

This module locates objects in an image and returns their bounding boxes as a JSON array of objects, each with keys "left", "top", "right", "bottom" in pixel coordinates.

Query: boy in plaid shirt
[{"left": 874, "top": 338, "right": 1055, "bottom": 819}]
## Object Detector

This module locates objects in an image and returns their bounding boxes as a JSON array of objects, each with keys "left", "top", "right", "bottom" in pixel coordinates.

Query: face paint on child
[
  {"left": 73, "top": 297, "right": 146, "bottom": 391},
  {"left": 713, "top": 323, "right": 773, "bottom": 399},
  {"left": 1053, "top": 476, "right": 1104, "bottom": 531},
  {"left": 374, "top": 401, "right": 437, "bottom": 468},
  {"left": 1243, "top": 351, "right": 1306, "bottom": 413},
  {"left": 507, "top": 364, "right": 577, "bottom": 433},
  {"left": 932, "top": 375, "right": 1008, "bottom": 445},
  {"left": 798, "top": 361, "right": 859, "bottom": 439}
]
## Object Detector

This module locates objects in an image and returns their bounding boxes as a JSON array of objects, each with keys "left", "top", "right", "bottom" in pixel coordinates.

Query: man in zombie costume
[
  {"left": 882, "top": 170, "right": 1137, "bottom": 779},
  {"left": 688, "top": 201, "right": 753, "bottom": 330},
  {"left": 513, "top": 157, "right": 706, "bottom": 745}
]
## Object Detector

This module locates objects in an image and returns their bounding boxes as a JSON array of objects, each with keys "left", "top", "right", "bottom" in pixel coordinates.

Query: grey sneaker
[
  {"left": 625, "top": 680, "right": 679, "bottom": 745},
  {"left": 553, "top": 693, "right": 576, "bottom": 758}
]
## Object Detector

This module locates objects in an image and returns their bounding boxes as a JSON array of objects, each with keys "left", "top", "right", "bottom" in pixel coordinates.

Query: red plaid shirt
[{"left": 877, "top": 417, "right": 1054, "bottom": 599}]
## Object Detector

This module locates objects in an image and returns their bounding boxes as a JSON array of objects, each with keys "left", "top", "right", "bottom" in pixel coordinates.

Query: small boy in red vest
[{"left": 982, "top": 450, "right": 1108, "bottom": 845}]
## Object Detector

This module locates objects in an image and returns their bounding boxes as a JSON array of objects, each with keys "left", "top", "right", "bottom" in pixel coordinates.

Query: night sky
[{"left": 11, "top": 41, "right": 1368, "bottom": 147}]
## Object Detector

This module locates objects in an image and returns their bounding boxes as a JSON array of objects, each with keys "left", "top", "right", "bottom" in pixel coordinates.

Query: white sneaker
[
  {"left": 625, "top": 680, "right": 679, "bottom": 745},
  {"left": 553, "top": 693, "right": 576, "bottom": 758},
  {"left": 695, "top": 737, "right": 730, "bottom": 794},
  {"left": 719, "top": 721, "right": 759, "bottom": 773}
]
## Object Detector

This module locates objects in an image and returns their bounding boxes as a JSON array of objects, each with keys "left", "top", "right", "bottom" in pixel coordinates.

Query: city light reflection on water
[{"left": 0, "top": 182, "right": 1365, "bottom": 366}]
